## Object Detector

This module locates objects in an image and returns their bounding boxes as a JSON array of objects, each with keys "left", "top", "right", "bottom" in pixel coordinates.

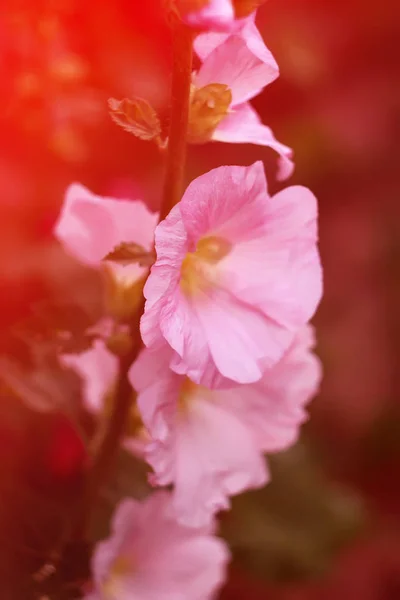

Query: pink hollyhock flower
[
  {"left": 61, "top": 340, "right": 118, "bottom": 415},
  {"left": 129, "top": 326, "right": 321, "bottom": 527},
  {"left": 181, "top": 1, "right": 266, "bottom": 31},
  {"left": 141, "top": 162, "right": 322, "bottom": 387},
  {"left": 54, "top": 183, "right": 158, "bottom": 283},
  {"left": 190, "top": 16, "right": 294, "bottom": 180},
  {"left": 61, "top": 340, "right": 147, "bottom": 456},
  {"left": 85, "top": 491, "right": 229, "bottom": 600},
  {"left": 181, "top": 0, "right": 234, "bottom": 30}
]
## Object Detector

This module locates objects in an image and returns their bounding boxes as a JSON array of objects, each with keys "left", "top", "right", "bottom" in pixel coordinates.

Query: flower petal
[
  {"left": 213, "top": 102, "right": 295, "bottom": 180},
  {"left": 178, "top": 161, "right": 267, "bottom": 246},
  {"left": 217, "top": 184, "right": 323, "bottom": 334},
  {"left": 195, "top": 20, "right": 278, "bottom": 105},
  {"left": 91, "top": 492, "right": 229, "bottom": 600},
  {"left": 146, "top": 385, "right": 268, "bottom": 527},
  {"left": 193, "top": 285, "right": 289, "bottom": 382},
  {"left": 129, "top": 345, "right": 179, "bottom": 440},
  {"left": 215, "top": 325, "right": 322, "bottom": 453},
  {"left": 60, "top": 340, "right": 118, "bottom": 414},
  {"left": 55, "top": 183, "right": 157, "bottom": 267},
  {"left": 141, "top": 204, "right": 187, "bottom": 349},
  {"left": 183, "top": 0, "right": 234, "bottom": 30},
  {"left": 159, "top": 289, "right": 225, "bottom": 388}
]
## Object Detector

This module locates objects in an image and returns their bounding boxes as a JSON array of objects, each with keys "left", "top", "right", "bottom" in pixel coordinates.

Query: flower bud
[{"left": 102, "top": 265, "right": 145, "bottom": 323}]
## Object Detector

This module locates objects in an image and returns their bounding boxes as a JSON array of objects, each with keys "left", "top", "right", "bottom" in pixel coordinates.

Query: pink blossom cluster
[{"left": 54, "top": 6, "right": 323, "bottom": 599}]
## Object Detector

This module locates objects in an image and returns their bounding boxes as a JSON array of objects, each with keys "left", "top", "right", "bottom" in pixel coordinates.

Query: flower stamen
[{"left": 180, "top": 235, "right": 231, "bottom": 295}]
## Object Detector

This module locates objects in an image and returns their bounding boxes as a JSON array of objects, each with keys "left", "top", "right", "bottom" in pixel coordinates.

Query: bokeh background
[{"left": 0, "top": 1, "right": 399, "bottom": 598}]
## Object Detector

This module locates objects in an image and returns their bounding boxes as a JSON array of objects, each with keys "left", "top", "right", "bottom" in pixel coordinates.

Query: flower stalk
[
  {"left": 73, "top": 12, "right": 194, "bottom": 538},
  {"left": 80, "top": 304, "right": 143, "bottom": 534},
  {"left": 160, "top": 14, "right": 193, "bottom": 221}
]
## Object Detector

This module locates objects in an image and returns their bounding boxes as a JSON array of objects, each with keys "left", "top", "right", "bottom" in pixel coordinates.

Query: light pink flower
[
  {"left": 141, "top": 162, "right": 322, "bottom": 387},
  {"left": 61, "top": 340, "right": 118, "bottom": 415},
  {"left": 86, "top": 491, "right": 229, "bottom": 600},
  {"left": 182, "top": 0, "right": 234, "bottom": 30},
  {"left": 192, "top": 16, "right": 294, "bottom": 179},
  {"left": 54, "top": 182, "right": 158, "bottom": 284},
  {"left": 61, "top": 340, "right": 147, "bottom": 456},
  {"left": 181, "top": 1, "right": 267, "bottom": 31},
  {"left": 130, "top": 326, "right": 321, "bottom": 527}
]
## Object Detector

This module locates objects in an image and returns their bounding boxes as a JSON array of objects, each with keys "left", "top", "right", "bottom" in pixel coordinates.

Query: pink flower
[
  {"left": 54, "top": 183, "right": 158, "bottom": 284},
  {"left": 141, "top": 162, "right": 322, "bottom": 387},
  {"left": 86, "top": 491, "right": 229, "bottom": 600},
  {"left": 182, "top": 0, "right": 234, "bottom": 30},
  {"left": 181, "top": 1, "right": 267, "bottom": 31},
  {"left": 191, "top": 16, "right": 294, "bottom": 179},
  {"left": 61, "top": 340, "right": 118, "bottom": 414},
  {"left": 61, "top": 340, "right": 147, "bottom": 456},
  {"left": 130, "top": 326, "right": 321, "bottom": 527}
]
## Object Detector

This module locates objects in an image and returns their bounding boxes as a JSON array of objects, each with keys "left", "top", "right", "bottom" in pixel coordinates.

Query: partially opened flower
[
  {"left": 54, "top": 183, "right": 158, "bottom": 319},
  {"left": 130, "top": 326, "right": 321, "bottom": 527},
  {"left": 189, "top": 16, "right": 293, "bottom": 179},
  {"left": 179, "top": 0, "right": 234, "bottom": 30},
  {"left": 54, "top": 183, "right": 158, "bottom": 280},
  {"left": 61, "top": 340, "right": 147, "bottom": 455},
  {"left": 180, "top": 0, "right": 266, "bottom": 30},
  {"left": 61, "top": 340, "right": 118, "bottom": 415},
  {"left": 141, "top": 162, "right": 322, "bottom": 387},
  {"left": 86, "top": 491, "right": 229, "bottom": 600}
]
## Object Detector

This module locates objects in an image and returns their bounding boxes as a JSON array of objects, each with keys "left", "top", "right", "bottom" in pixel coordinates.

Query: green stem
[
  {"left": 160, "top": 16, "right": 193, "bottom": 221},
  {"left": 74, "top": 300, "right": 144, "bottom": 540}
]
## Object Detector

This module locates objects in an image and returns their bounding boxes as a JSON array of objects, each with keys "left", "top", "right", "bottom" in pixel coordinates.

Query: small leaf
[
  {"left": 108, "top": 97, "right": 161, "bottom": 141},
  {"left": 104, "top": 242, "right": 156, "bottom": 268}
]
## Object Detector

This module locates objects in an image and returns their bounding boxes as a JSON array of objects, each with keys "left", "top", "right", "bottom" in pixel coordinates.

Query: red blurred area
[{"left": 0, "top": 0, "right": 399, "bottom": 597}]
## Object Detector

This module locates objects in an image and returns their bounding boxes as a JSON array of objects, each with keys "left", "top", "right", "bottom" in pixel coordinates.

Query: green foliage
[{"left": 221, "top": 442, "right": 365, "bottom": 582}]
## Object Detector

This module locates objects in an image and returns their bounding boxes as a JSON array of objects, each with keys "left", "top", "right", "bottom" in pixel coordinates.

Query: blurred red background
[{"left": 0, "top": 1, "right": 399, "bottom": 598}]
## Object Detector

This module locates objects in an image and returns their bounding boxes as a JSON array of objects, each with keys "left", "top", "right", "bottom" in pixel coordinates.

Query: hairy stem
[
  {"left": 72, "top": 302, "right": 143, "bottom": 540},
  {"left": 160, "top": 16, "right": 193, "bottom": 221}
]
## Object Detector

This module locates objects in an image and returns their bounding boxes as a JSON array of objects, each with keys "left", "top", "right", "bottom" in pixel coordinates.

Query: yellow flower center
[
  {"left": 178, "top": 377, "right": 211, "bottom": 414},
  {"left": 178, "top": 377, "right": 198, "bottom": 412},
  {"left": 102, "top": 555, "right": 132, "bottom": 598},
  {"left": 188, "top": 84, "right": 232, "bottom": 144},
  {"left": 180, "top": 235, "right": 232, "bottom": 295}
]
